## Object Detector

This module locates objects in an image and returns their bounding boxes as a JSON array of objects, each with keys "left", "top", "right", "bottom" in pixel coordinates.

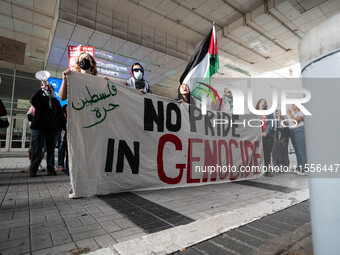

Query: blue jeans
[
  {"left": 57, "top": 131, "right": 66, "bottom": 167},
  {"left": 290, "top": 125, "right": 307, "bottom": 169}
]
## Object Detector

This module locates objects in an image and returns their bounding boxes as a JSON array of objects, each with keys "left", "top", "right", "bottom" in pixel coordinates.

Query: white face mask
[{"left": 134, "top": 71, "right": 143, "bottom": 80}]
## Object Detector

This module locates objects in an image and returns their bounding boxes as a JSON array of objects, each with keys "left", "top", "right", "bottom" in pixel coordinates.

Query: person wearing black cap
[{"left": 126, "top": 63, "right": 151, "bottom": 94}]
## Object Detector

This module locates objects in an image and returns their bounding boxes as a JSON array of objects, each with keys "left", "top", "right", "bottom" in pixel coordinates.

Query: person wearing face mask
[
  {"left": 59, "top": 52, "right": 97, "bottom": 198},
  {"left": 59, "top": 52, "right": 98, "bottom": 101},
  {"left": 126, "top": 63, "right": 151, "bottom": 94}
]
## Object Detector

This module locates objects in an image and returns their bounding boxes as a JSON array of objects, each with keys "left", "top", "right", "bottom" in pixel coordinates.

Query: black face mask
[{"left": 79, "top": 58, "right": 92, "bottom": 70}]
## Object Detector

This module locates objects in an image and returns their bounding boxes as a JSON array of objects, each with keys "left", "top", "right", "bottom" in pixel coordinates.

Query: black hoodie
[{"left": 30, "top": 89, "right": 66, "bottom": 133}]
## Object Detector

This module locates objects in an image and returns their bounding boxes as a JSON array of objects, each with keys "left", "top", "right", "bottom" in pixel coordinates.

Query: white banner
[{"left": 68, "top": 72, "right": 263, "bottom": 197}]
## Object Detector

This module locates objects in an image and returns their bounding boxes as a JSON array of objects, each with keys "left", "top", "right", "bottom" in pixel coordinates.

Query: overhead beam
[
  {"left": 0, "top": 25, "right": 49, "bottom": 41},
  {"left": 0, "top": 10, "right": 52, "bottom": 30},
  {"left": 221, "top": 0, "right": 295, "bottom": 50},
  {"left": 264, "top": 0, "right": 302, "bottom": 39},
  {"left": 166, "top": 0, "right": 268, "bottom": 60},
  {"left": 7, "top": 0, "right": 56, "bottom": 18},
  {"left": 128, "top": 0, "right": 257, "bottom": 64},
  {"left": 223, "top": 0, "right": 301, "bottom": 40}
]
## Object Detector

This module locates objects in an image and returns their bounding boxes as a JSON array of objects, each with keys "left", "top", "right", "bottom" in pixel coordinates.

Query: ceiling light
[{"left": 224, "top": 64, "right": 251, "bottom": 77}]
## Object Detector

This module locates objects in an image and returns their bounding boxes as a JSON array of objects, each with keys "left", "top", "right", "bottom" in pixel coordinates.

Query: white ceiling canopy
[{"left": 1, "top": 0, "right": 340, "bottom": 98}]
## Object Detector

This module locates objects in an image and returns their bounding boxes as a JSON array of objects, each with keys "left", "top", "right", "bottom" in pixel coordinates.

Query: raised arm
[
  {"left": 287, "top": 109, "right": 303, "bottom": 123},
  {"left": 59, "top": 69, "right": 70, "bottom": 101}
]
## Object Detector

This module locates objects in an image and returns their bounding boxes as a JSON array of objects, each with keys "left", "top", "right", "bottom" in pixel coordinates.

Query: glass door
[{"left": 2, "top": 116, "right": 30, "bottom": 152}]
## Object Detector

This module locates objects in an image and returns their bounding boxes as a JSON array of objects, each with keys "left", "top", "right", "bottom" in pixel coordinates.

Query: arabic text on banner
[{"left": 67, "top": 71, "right": 263, "bottom": 197}]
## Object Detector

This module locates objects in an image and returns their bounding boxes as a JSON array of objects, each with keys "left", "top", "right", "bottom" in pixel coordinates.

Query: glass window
[
  {"left": 13, "top": 77, "right": 40, "bottom": 116},
  {"left": 0, "top": 67, "right": 14, "bottom": 75},
  {"left": 0, "top": 74, "right": 14, "bottom": 110},
  {"left": 16, "top": 70, "right": 37, "bottom": 79},
  {"left": 0, "top": 67, "right": 45, "bottom": 151}
]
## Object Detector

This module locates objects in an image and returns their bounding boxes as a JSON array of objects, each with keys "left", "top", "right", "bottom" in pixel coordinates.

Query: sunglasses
[{"left": 133, "top": 68, "right": 144, "bottom": 72}]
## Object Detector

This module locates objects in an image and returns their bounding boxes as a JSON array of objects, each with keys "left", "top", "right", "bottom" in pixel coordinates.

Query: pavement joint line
[
  {"left": 86, "top": 188, "right": 309, "bottom": 255},
  {"left": 222, "top": 232, "right": 262, "bottom": 251},
  {"left": 209, "top": 238, "right": 242, "bottom": 254},
  {"left": 255, "top": 221, "right": 312, "bottom": 255},
  {"left": 0, "top": 164, "right": 15, "bottom": 206},
  {"left": 244, "top": 224, "right": 278, "bottom": 239},
  {"left": 26, "top": 166, "right": 33, "bottom": 255},
  {"left": 235, "top": 180, "right": 298, "bottom": 193},
  {"left": 34, "top": 170, "right": 80, "bottom": 252},
  {"left": 53, "top": 175, "right": 105, "bottom": 250}
]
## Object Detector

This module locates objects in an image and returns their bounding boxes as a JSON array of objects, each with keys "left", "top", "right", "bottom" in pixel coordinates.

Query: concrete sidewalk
[
  {"left": 0, "top": 155, "right": 310, "bottom": 255},
  {"left": 173, "top": 201, "right": 312, "bottom": 255}
]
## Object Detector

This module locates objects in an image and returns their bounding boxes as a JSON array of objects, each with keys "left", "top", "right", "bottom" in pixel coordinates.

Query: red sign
[{"left": 68, "top": 46, "right": 95, "bottom": 71}]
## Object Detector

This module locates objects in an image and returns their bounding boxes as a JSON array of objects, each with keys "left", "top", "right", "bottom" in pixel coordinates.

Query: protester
[
  {"left": 208, "top": 87, "right": 233, "bottom": 112},
  {"left": 286, "top": 104, "right": 307, "bottom": 175},
  {"left": 30, "top": 81, "right": 65, "bottom": 177},
  {"left": 59, "top": 52, "right": 97, "bottom": 101},
  {"left": 175, "top": 83, "right": 196, "bottom": 105},
  {"left": 272, "top": 110, "right": 290, "bottom": 168},
  {"left": 0, "top": 99, "right": 9, "bottom": 129},
  {"left": 255, "top": 99, "right": 275, "bottom": 177},
  {"left": 21, "top": 106, "right": 46, "bottom": 173},
  {"left": 60, "top": 52, "right": 98, "bottom": 198},
  {"left": 221, "top": 88, "right": 233, "bottom": 112},
  {"left": 0, "top": 99, "right": 9, "bottom": 153},
  {"left": 126, "top": 63, "right": 151, "bottom": 94},
  {"left": 209, "top": 92, "right": 220, "bottom": 111}
]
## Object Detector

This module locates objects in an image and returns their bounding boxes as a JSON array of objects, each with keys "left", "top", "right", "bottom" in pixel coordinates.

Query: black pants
[
  {"left": 263, "top": 135, "right": 274, "bottom": 168},
  {"left": 30, "top": 129, "right": 57, "bottom": 174}
]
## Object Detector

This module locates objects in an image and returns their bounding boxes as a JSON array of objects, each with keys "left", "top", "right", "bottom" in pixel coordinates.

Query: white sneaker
[
  {"left": 20, "top": 166, "right": 30, "bottom": 173},
  {"left": 290, "top": 168, "right": 298, "bottom": 174},
  {"left": 296, "top": 169, "right": 308, "bottom": 176},
  {"left": 38, "top": 165, "right": 46, "bottom": 172},
  {"left": 68, "top": 188, "right": 76, "bottom": 199}
]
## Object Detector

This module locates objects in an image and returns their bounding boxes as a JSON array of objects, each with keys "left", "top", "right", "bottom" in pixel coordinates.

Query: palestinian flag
[{"left": 180, "top": 24, "right": 219, "bottom": 100}]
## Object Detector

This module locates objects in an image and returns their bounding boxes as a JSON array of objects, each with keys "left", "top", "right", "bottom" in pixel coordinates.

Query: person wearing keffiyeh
[
  {"left": 29, "top": 80, "right": 65, "bottom": 177},
  {"left": 221, "top": 88, "right": 233, "bottom": 112},
  {"left": 209, "top": 87, "right": 233, "bottom": 112},
  {"left": 125, "top": 63, "right": 151, "bottom": 94}
]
